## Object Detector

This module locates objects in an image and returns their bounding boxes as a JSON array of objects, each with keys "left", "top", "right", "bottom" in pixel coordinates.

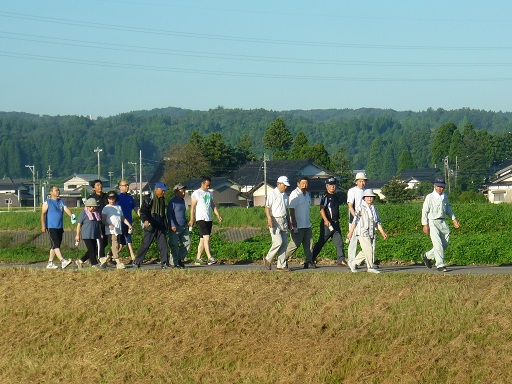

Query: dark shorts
[
  {"left": 196, "top": 220, "right": 213, "bottom": 238},
  {"left": 48, "top": 228, "right": 64, "bottom": 249}
]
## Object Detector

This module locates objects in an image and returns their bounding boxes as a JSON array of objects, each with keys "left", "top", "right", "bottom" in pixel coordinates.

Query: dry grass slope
[{"left": 1, "top": 269, "right": 511, "bottom": 383}]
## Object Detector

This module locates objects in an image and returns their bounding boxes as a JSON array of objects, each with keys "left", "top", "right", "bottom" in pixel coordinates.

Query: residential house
[
  {"left": 61, "top": 174, "right": 109, "bottom": 207},
  {"left": 230, "top": 159, "right": 332, "bottom": 206},
  {"left": 486, "top": 161, "right": 512, "bottom": 203},
  {"left": 0, "top": 178, "right": 33, "bottom": 208},
  {"left": 398, "top": 168, "right": 441, "bottom": 190},
  {"left": 180, "top": 177, "right": 244, "bottom": 207}
]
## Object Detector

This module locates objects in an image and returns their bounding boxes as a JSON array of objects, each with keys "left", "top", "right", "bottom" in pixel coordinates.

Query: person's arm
[
  {"left": 288, "top": 208, "right": 297, "bottom": 229},
  {"left": 188, "top": 196, "right": 197, "bottom": 227},
  {"left": 212, "top": 201, "right": 222, "bottom": 223},
  {"left": 377, "top": 224, "right": 388, "bottom": 240},
  {"left": 319, "top": 206, "right": 330, "bottom": 227},
  {"left": 75, "top": 223, "right": 82, "bottom": 242},
  {"left": 40, "top": 202, "right": 48, "bottom": 233},
  {"left": 421, "top": 195, "right": 430, "bottom": 235},
  {"left": 265, "top": 206, "right": 273, "bottom": 228}
]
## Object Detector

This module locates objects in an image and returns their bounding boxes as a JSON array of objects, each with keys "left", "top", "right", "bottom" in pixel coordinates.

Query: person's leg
[
  {"left": 348, "top": 224, "right": 358, "bottom": 262},
  {"left": 266, "top": 227, "right": 283, "bottom": 264},
  {"left": 169, "top": 230, "right": 180, "bottom": 266},
  {"left": 428, "top": 221, "right": 450, "bottom": 268},
  {"left": 356, "top": 236, "right": 375, "bottom": 269},
  {"left": 312, "top": 222, "right": 329, "bottom": 262},
  {"left": 332, "top": 228, "right": 346, "bottom": 263},
  {"left": 196, "top": 237, "right": 205, "bottom": 261},
  {"left": 302, "top": 228, "right": 314, "bottom": 264},
  {"left": 83, "top": 239, "right": 98, "bottom": 265},
  {"left": 156, "top": 230, "right": 169, "bottom": 265},
  {"left": 179, "top": 229, "right": 191, "bottom": 262},
  {"left": 135, "top": 231, "right": 155, "bottom": 265},
  {"left": 276, "top": 231, "right": 289, "bottom": 268},
  {"left": 285, "top": 230, "right": 300, "bottom": 260}
]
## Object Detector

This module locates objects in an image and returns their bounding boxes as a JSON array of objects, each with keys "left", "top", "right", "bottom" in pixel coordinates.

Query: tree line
[{"left": 1, "top": 107, "right": 511, "bottom": 193}]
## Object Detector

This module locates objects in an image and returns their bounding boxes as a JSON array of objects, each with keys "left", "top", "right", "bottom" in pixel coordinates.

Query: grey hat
[
  {"left": 362, "top": 189, "right": 377, "bottom": 198},
  {"left": 84, "top": 197, "right": 99, "bottom": 207},
  {"left": 173, "top": 183, "right": 187, "bottom": 191}
]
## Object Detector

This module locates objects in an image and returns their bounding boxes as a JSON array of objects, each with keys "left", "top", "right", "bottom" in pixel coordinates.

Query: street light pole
[
  {"left": 25, "top": 164, "right": 36, "bottom": 212},
  {"left": 94, "top": 147, "right": 103, "bottom": 179},
  {"left": 108, "top": 171, "right": 113, "bottom": 188}
]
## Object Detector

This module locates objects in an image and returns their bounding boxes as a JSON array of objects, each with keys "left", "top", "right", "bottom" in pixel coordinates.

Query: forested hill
[{"left": 1, "top": 107, "right": 512, "bottom": 182}]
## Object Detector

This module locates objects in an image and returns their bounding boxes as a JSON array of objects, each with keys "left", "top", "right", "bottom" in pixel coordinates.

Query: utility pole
[
  {"left": 263, "top": 153, "right": 268, "bottom": 202},
  {"left": 128, "top": 161, "right": 138, "bottom": 203},
  {"left": 94, "top": 147, "right": 103, "bottom": 179},
  {"left": 108, "top": 171, "right": 113, "bottom": 188},
  {"left": 139, "top": 150, "right": 143, "bottom": 206},
  {"left": 121, "top": 162, "right": 124, "bottom": 181},
  {"left": 25, "top": 164, "right": 36, "bottom": 212}
]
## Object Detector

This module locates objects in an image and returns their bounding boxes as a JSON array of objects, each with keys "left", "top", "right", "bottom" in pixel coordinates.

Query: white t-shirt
[
  {"left": 265, "top": 188, "right": 288, "bottom": 217},
  {"left": 347, "top": 186, "right": 365, "bottom": 224},
  {"left": 102, "top": 205, "right": 123, "bottom": 235},
  {"left": 192, "top": 188, "right": 213, "bottom": 221},
  {"left": 288, "top": 187, "right": 311, "bottom": 229}
]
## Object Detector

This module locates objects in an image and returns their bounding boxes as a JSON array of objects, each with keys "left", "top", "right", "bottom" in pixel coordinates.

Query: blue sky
[{"left": 1, "top": 0, "right": 511, "bottom": 117}]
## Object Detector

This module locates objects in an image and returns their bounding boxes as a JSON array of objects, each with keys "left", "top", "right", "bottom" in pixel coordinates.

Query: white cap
[
  {"left": 362, "top": 189, "right": 376, "bottom": 198},
  {"left": 354, "top": 172, "right": 368, "bottom": 182},
  {"left": 277, "top": 176, "right": 290, "bottom": 186}
]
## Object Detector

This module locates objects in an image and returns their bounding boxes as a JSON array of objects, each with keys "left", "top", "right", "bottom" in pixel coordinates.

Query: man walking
[
  {"left": 88, "top": 179, "right": 108, "bottom": 260},
  {"left": 189, "top": 176, "right": 222, "bottom": 266},
  {"left": 41, "top": 185, "right": 74, "bottom": 269},
  {"left": 117, "top": 179, "right": 139, "bottom": 263},
  {"left": 347, "top": 172, "right": 368, "bottom": 265},
  {"left": 421, "top": 178, "right": 460, "bottom": 272},
  {"left": 263, "top": 176, "right": 291, "bottom": 271},
  {"left": 167, "top": 183, "right": 190, "bottom": 269},
  {"left": 312, "top": 177, "right": 347, "bottom": 267},
  {"left": 134, "top": 182, "right": 170, "bottom": 269},
  {"left": 285, "top": 176, "right": 314, "bottom": 269}
]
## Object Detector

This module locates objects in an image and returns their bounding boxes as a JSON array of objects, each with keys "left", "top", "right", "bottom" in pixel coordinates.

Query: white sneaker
[
  {"left": 61, "top": 259, "right": 72, "bottom": 269},
  {"left": 207, "top": 257, "right": 217, "bottom": 266},
  {"left": 75, "top": 259, "right": 83, "bottom": 270},
  {"left": 367, "top": 268, "right": 380, "bottom": 274},
  {"left": 116, "top": 263, "right": 126, "bottom": 269},
  {"left": 46, "top": 262, "right": 58, "bottom": 269},
  {"left": 348, "top": 259, "right": 357, "bottom": 273}
]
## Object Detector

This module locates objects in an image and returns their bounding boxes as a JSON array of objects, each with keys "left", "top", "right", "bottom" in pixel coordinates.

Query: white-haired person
[
  {"left": 346, "top": 189, "right": 387, "bottom": 274},
  {"left": 421, "top": 178, "right": 460, "bottom": 272}
]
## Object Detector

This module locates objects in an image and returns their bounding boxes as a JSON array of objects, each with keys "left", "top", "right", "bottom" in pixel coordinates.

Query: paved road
[{"left": 2, "top": 261, "right": 512, "bottom": 275}]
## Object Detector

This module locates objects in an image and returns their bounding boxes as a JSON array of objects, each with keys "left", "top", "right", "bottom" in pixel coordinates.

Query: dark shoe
[
  {"left": 303, "top": 262, "right": 309, "bottom": 269},
  {"left": 437, "top": 266, "right": 448, "bottom": 272},
  {"left": 263, "top": 258, "right": 271, "bottom": 270},
  {"left": 310, "top": 261, "right": 318, "bottom": 269},
  {"left": 177, "top": 260, "right": 186, "bottom": 268},
  {"left": 133, "top": 262, "right": 141, "bottom": 269},
  {"left": 161, "top": 263, "right": 170, "bottom": 269},
  {"left": 337, "top": 260, "right": 348, "bottom": 267},
  {"left": 421, "top": 253, "right": 432, "bottom": 269}
]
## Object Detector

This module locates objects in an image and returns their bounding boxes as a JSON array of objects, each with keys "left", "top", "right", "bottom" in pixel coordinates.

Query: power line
[
  {"left": 1, "top": 10, "right": 512, "bottom": 51},
  {"left": 2, "top": 50, "right": 512, "bottom": 82}
]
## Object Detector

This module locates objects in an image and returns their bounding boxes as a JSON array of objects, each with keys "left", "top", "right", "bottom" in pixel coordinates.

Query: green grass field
[{"left": 1, "top": 202, "right": 512, "bottom": 265}]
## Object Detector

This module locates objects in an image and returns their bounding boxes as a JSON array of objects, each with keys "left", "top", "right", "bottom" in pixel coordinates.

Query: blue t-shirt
[
  {"left": 46, "top": 198, "right": 66, "bottom": 229},
  {"left": 117, "top": 192, "right": 137, "bottom": 224}
]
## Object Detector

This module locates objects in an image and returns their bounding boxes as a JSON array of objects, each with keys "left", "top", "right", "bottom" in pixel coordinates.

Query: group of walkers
[
  {"left": 41, "top": 176, "right": 222, "bottom": 270},
  {"left": 263, "top": 173, "right": 460, "bottom": 273},
  {"left": 41, "top": 172, "right": 460, "bottom": 273}
]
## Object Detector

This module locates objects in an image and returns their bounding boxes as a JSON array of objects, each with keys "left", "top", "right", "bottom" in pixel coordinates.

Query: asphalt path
[{"left": 2, "top": 261, "right": 512, "bottom": 275}]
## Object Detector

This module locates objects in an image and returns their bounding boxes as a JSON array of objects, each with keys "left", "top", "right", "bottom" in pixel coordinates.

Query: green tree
[
  {"left": 290, "top": 131, "right": 309, "bottom": 159},
  {"left": 432, "top": 122, "right": 457, "bottom": 167},
  {"left": 397, "top": 150, "right": 416, "bottom": 174},
  {"left": 163, "top": 143, "right": 211, "bottom": 187},
  {"left": 330, "top": 147, "right": 353, "bottom": 191},
  {"left": 262, "top": 117, "right": 292, "bottom": 158},
  {"left": 381, "top": 176, "right": 416, "bottom": 203}
]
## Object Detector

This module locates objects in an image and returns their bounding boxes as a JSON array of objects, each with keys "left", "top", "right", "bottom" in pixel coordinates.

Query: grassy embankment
[
  {"left": 1, "top": 268, "right": 511, "bottom": 383},
  {"left": 1, "top": 202, "right": 512, "bottom": 265}
]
